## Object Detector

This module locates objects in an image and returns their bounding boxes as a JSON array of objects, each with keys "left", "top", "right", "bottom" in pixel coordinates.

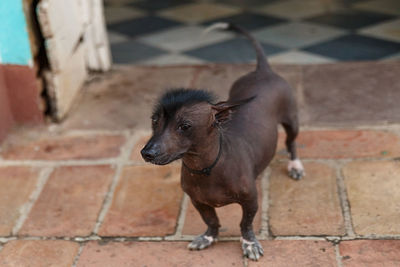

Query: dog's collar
[{"left": 182, "top": 133, "right": 223, "bottom": 176}]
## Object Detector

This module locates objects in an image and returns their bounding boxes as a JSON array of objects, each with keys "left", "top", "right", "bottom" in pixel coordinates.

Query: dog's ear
[{"left": 211, "top": 96, "right": 256, "bottom": 126}]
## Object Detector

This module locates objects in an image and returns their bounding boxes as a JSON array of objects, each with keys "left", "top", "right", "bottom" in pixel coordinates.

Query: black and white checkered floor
[{"left": 105, "top": 0, "right": 400, "bottom": 65}]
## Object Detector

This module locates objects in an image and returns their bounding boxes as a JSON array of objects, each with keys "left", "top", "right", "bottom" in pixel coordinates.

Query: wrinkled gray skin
[{"left": 141, "top": 23, "right": 304, "bottom": 261}]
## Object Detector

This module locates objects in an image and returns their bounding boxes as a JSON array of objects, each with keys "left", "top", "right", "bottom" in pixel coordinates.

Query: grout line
[
  {"left": 0, "top": 237, "right": 16, "bottom": 244},
  {"left": 0, "top": 159, "right": 119, "bottom": 167},
  {"left": 11, "top": 167, "right": 53, "bottom": 235},
  {"left": 175, "top": 235, "right": 243, "bottom": 241},
  {"left": 0, "top": 235, "right": 243, "bottom": 243},
  {"left": 125, "top": 160, "right": 181, "bottom": 167},
  {"left": 343, "top": 235, "right": 400, "bottom": 240},
  {"left": 137, "top": 237, "right": 163, "bottom": 241},
  {"left": 122, "top": 160, "right": 149, "bottom": 166},
  {"left": 73, "top": 235, "right": 101, "bottom": 242},
  {"left": 92, "top": 131, "right": 139, "bottom": 234},
  {"left": 71, "top": 243, "right": 85, "bottom": 267},
  {"left": 243, "top": 256, "right": 248, "bottom": 267},
  {"left": 274, "top": 236, "right": 327, "bottom": 241},
  {"left": 166, "top": 235, "right": 195, "bottom": 241},
  {"left": 0, "top": 234, "right": 399, "bottom": 243},
  {"left": 335, "top": 162, "right": 356, "bottom": 238},
  {"left": 59, "top": 129, "right": 133, "bottom": 136},
  {"left": 2, "top": 155, "right": 397, "bottom": 168},
  {"left": 335, "top": 244, "right": 343, "bottom": 267},
  {"left": 260, "top": 168, "right": 271, "bottom": 239},
  {"left": 92, "top": 160, "right": 123, "bottom": 235},
  {"left": 297, "top": 124, "right": 400, "bottom": 132},
  {"left": 166, "top": 193, "right": 189, "bottom": 240},
  {"left": 276, "top": 157, "right": 400, "bottom": 165},
  {"left": 16, "top": 124, "right": 400, "bottom": 138}
]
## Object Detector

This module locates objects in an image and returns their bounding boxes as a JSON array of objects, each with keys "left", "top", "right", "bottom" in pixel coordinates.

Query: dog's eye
[
  {"left": 178, "top": 123, "right": 191, "bottom": 132},
  {"left": 151, "top": 116, "right": 158, "bottom": 125}
]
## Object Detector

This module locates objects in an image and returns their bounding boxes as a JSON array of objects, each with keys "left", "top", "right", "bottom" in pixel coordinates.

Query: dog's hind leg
[
  {"left": 188, "top": 200, "right": 220, "bottom": 250},
  {"left": 240, "top": 196, "right": 264, "bottom": 261},
  {"left": 282, "top": 113, "right": 305, "bottom": 180}
]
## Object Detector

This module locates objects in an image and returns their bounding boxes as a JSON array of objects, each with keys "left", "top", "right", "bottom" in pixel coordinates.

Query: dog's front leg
[
  {"left": 240, "top": 197, "right": 264, "bottom": 261},
  {"left": 188, "top": 200, "right": 220, "bottom": 250}
]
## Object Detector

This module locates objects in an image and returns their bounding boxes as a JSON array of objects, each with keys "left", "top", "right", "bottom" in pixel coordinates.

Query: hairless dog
[{"left": 141, "top": 23, "right": 304, "bottom": 261}]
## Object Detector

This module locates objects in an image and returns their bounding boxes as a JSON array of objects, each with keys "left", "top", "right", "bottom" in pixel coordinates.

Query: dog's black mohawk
[{"left": 153, "top": 88, "right": 215, "bottom": 117}]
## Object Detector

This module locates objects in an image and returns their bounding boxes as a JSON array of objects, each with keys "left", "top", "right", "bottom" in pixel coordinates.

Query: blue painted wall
[{"left": 0, "top": 0, "right": 33, "bottom": 66}]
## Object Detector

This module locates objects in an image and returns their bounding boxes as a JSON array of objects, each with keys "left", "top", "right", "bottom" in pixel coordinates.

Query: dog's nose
[{"left": 141, "top": 145, "right": 159, "bottom": 161}]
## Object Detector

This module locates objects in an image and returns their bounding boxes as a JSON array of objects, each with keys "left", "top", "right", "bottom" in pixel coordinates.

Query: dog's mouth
[{"left": 149, "top": 153, "right": 184, "bottom": 165}]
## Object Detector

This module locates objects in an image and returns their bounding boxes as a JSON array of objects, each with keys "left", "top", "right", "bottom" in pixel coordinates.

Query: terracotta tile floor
[{"left": 1, "top": 62, "right": 400, "bottom": 266}]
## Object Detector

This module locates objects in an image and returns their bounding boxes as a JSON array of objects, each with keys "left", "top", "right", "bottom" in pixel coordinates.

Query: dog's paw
[
  {"left": 287, "top": 159, "right": 305, "bottom": 180},
  {"left": 241, "top": 238, "right": 264, "bottom": 261},
  {"left": 188, "top": 235, "right": 215, "bottom": 250}
]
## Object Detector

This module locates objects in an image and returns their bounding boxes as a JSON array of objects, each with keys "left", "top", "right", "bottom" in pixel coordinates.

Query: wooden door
[{"left": 37, "top": 0, "right": 111, "bottom": 120}]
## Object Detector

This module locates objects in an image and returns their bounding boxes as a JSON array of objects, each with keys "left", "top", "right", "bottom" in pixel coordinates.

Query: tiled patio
[
  {"left": 104, "top": 0, "right": 400, "bottom": 65},
  {"left": 0, "top": 61, "right": 400, "bottom": 266}
]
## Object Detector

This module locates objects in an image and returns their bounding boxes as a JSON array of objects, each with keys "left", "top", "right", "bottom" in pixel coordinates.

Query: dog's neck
[{"left": 182, "top": 130, "right": 222, "bottom": 175}]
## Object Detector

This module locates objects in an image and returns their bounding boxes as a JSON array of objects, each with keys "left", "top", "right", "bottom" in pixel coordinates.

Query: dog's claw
[
  {"left": 241, "top": 238, "right": 264, "bottom": 261},
  {"left": 289, "top": 168, "right": 304, "bottom": 180},
  {"left": 188, "top": 235, "right": 215, "bottom": 250},
  {"left": 287, "top": 159, "right": 305, "bottom": 180}
]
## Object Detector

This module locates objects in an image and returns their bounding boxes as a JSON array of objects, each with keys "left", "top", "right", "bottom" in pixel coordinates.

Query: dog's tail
[{"left": 204, "top": 22, "right": 270, "bottom": 72}]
